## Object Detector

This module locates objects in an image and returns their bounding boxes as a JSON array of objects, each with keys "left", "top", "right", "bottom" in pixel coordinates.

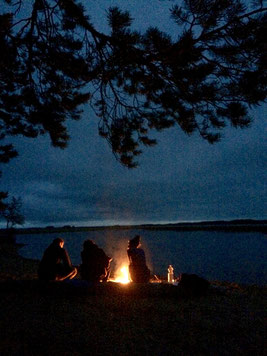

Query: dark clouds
[{"left": 1, "top": 104, "right": 266, "bottom": 227}]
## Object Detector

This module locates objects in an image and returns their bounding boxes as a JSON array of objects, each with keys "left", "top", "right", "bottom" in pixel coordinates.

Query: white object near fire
[{"left": 168, "top": 265, "right": 174, "bottom": 283}]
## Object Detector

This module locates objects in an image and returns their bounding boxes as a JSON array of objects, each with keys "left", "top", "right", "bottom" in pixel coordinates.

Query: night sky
[{"left": 0, "top": 0, "right": 266, "bottom": 227}]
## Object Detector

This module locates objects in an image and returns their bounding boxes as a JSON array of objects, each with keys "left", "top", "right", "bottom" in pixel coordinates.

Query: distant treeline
[{"left": 1, "top": 219, "right": 266, "bottom": 235}]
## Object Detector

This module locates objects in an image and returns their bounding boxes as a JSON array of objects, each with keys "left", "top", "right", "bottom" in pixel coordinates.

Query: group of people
[{"left": 38, "top": 235, "right": 150, "bottom": 284}]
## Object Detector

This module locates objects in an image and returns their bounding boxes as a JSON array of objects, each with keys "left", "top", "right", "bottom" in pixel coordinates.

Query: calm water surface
[{"left": 16, "top": 229, "right": 267, "bottom": 285}]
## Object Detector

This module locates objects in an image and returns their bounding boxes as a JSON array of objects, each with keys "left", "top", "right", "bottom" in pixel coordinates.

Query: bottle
[{"left": 168, "top": 265, "right": 174, "bottom": 283}]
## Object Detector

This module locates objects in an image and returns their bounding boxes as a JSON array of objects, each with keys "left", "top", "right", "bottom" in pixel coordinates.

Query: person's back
[
  {"left": 127, "top": 235, "right": 150, "bottom": 283},
  {"left": 38, "top": 238, "right": 77, "bottom": 281},
  {"left": 80, "top": 240, "right": 112, "bottom": 283},
  {"left": 127, "top": 246, "right": 146, "bottom": 267}
]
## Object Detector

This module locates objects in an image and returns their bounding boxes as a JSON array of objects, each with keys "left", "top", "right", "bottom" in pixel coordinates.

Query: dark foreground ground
[{"left": 0, "top": 242, "right": 266, "bottom": 356}]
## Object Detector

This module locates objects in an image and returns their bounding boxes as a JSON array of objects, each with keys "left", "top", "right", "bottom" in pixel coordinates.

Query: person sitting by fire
[
  {"left": 38, "top": 238, "right": 77, "bottom": 281},
  {"left": 127, "top": 235, "right": 150, "bottom": 283},
  {"left": 79, "top": 239, "right": 112, "bottom": 284}
]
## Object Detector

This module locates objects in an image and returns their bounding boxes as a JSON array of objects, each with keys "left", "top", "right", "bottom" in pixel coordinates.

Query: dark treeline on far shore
[{"left": 1, "top": 219, "right": 266, "bottom": 236}]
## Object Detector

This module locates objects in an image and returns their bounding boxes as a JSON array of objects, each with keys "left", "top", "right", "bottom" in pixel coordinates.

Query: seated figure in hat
[
  {"left": 80, "top": 239, "right": 112, "bottom": 284},
  {"left": 38, "top": 238, "right": 77, "bottom": 281},
  {"left": 127, "top": 235, "right": 150, "bottom": 283}
]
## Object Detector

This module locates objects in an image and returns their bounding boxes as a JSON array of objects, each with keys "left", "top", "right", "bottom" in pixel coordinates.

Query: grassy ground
[{"left": 0, "top": 242, "right": 266, "bottom": 356}]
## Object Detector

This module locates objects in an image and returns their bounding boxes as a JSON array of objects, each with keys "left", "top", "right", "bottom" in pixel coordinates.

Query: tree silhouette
[
  {"left": 1, "top": 196, "right": 25, "bottom": 229},
  {"left": 0, "top": 0, "right": 266, "bottom": 174},
  {"left": 0, "top": 192, "right": 8, "bottom": 212}
]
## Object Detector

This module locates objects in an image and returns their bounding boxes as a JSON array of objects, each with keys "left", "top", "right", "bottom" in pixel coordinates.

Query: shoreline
[
  {"left": 1, "top": 218, "right": 266, "bottom": 235},
  {"left": 0, "top": 240, "right": 266, "bottom": 289},
  {"left": 0, "top": 240, "right": 39, "bottom": 280}
]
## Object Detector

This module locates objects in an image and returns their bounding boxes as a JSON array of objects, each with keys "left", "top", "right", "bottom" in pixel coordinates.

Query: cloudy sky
[{"left": 0, "top": 0, "right": 266, "bottom": 228}]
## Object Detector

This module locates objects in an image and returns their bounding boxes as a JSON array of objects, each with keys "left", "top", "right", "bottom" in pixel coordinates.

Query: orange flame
[{"left": 110, "top": 265, "right": 131, "bottom": 284}]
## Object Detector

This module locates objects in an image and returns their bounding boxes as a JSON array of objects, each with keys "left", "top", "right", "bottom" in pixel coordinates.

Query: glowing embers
[{"left": 110, "top": 265, "right": 131, "bottom": 284}]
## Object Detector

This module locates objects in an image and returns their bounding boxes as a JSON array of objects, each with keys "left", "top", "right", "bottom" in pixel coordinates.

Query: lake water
[{"left": 16, "top": 229, "right": 267, "bottom": 285}]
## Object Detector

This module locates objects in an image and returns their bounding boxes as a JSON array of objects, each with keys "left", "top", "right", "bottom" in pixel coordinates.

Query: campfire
[
  {"left": 109, "top": 265, "right": 131, "bottom": 284},
  {"left": 108, "top": 265, "right": 164, "bottom": 284}
]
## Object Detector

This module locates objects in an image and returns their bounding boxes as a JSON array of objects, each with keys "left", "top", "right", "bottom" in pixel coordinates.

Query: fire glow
[{"left": 110, "top": 265, "right": 131, "bottom": 284}]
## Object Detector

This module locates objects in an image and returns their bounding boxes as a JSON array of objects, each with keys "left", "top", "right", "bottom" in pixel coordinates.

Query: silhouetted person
[
  {"left": 38, "top": 238, "right": 77, "bottom": 281},
  {"left": 127, "top": 235, "right": 150, "bottom": 283},
  {"left": 80, "top": 239, "right": 112, "bottom": 284}
]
